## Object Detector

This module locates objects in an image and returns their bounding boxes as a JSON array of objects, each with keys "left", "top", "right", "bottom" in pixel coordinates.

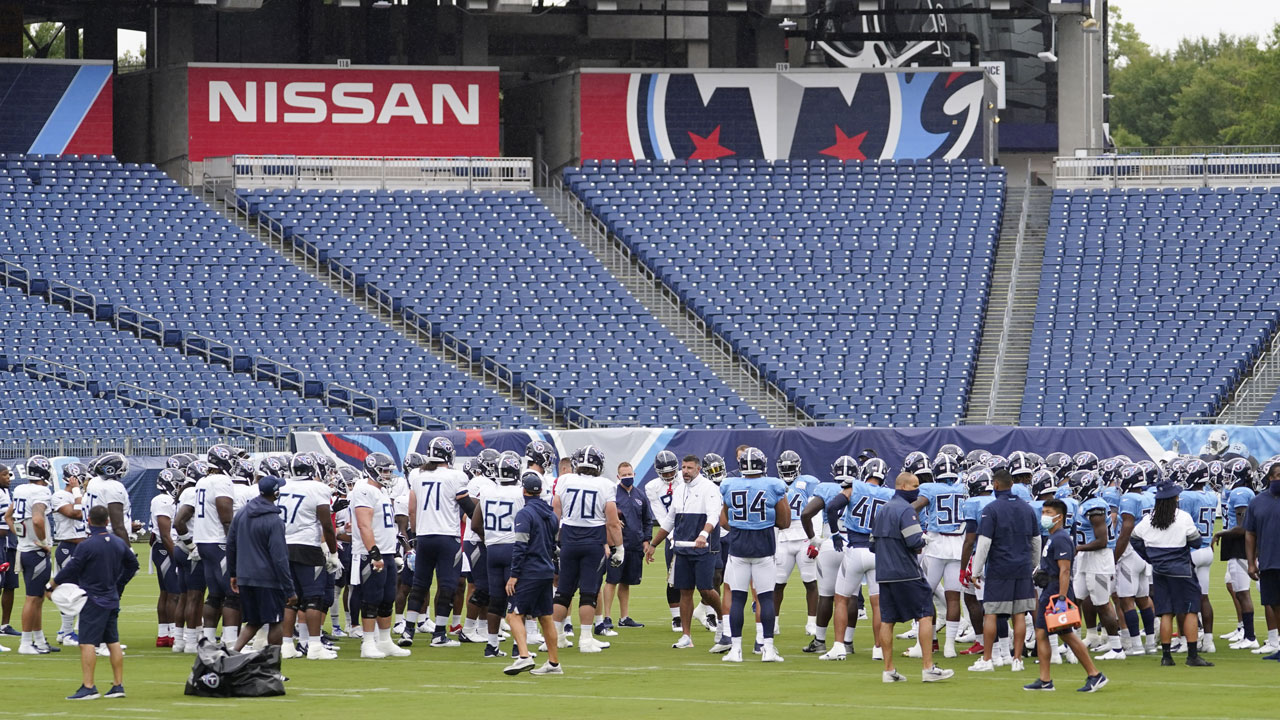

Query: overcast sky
[{"left": 1112, "top": 0, "right": 1280, "bottom": 51}]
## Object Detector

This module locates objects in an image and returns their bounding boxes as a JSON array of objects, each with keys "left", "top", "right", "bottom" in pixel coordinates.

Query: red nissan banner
[{"left": 187, "top": 63, "right": 500, "bottom": 161}]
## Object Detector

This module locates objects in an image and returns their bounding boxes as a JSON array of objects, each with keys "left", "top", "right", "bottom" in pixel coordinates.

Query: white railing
[
  {"left": 204, "top": 155, "right": 533, "bottom": 191},
  {"left": 1056, "top": 153, "right": 1280, "bottom": 189},
  {"left": 986, "top": 160, "right": 1033, "bottom": 423}
]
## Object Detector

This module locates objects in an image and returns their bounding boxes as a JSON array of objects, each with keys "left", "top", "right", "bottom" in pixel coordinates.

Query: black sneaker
[
  {"left": 1186, "top": 656, "right": 1214, "bottom": 667},
  {"left": 1024, "top": 679, "right": 1055, "bottom": 691},
  {"left": 66, "top": 685, "right": 99, "bottom": 701},
  {"left": 803, "top": 638, "right": 826, "bottom": 653},
  {"left": 484, "top": 644, "right": 507, "bottom": 658},
  {"left": 1077, "top": 673, "right": 1107, "bottom": 693},
  {"left": 1160, "top": 654, "right": 1175, "bottom": 666},
  {"left": 617, "top": 617, "right": 645, "bottom": 628},
  {"left": 104, "top": 685, "right": 126, "bottom": 699}
]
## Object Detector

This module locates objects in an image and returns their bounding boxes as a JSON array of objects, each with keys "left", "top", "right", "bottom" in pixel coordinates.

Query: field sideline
[{"left": 1, "top": 546, "right": 1275, "bottom": 720}]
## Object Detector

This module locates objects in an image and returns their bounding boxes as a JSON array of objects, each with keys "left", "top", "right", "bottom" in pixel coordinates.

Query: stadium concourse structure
[{"left": 3, "top": 149, "right": 1280, "bottom": 461}]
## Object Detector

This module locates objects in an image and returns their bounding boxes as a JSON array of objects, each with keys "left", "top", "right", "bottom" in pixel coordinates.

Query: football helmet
[
  {"left": 1007, "top": 450, "right": 1035, "bottom": 478},
  {"left": 576, "top": 446, "right": 605, "bottom": 476},
  {"left": 1044, "top": 452, "right": 1073, "bottom": 480},
  {"left": 702, "top": 453, "right": 727, "bottom": 484},
  {"left": 525, "top": 440, "right": 555, "bottom": 469},
  {"left": 1031, "top": 469, "right": 1057, "bottom": 498},
  {"left": 1071, "top": 470, "right": 1101, "bottom": 501},
  {"left": 364, "top": 452, "right": 396, "bottom": 488},
  {"left": 166, "top": 452, "right": 197, "bottom": 471},
  {"left": 497, "top": 453, "right": 523, "bottom": 485},
  {"left": 1072, "top": 451, "right": 1099, "bottom": 473},
  {"left": 257, "top": 455, "right": 287, "bottom": 479},
  {"left": 61, "top": 462, "right": 89, "bottom": 485},
  {"left": 655, "top": 450, "right": 679, "bottom": 481},
  {"left": 861, "top": 457, "right": 888, "bottom": 485},
  {"left": 206, "top": 444, "right": 237, "bottom": 475},
  {"left": 903, "top": 451, "right": 932, "bottom": 481},
  {"left": 964, "top": 449, "right": 987, "bottom": 470},
  {"left": 425, "top": 437, "right": 456, "bottom": 465},
  {"left": 1183, "top": 459, "right": 1209, "bottom": 488},
  {"left": 476, "top": 448, "right": 501, "bottom": 478},
  {"left": 1226, "top": 457, "right": 1254, "bottom": 490},
  {"left": 932, "top": 453, "right": 961, "bottom": 482},
  {"left": 966, "top": 467, "right": 993, "bottom": 496},
  {"left": 89, "top": 452, "right": 128, "bottom": 480},
  {"left": 24, "top": 455, "right": 53, "bottom": 484},
  {"left": 831, "top": 456, "right": 860, "bottom": 486},
  {"left": 777, "top": 450, "right": 802, "bottom": 482},
  {"left": 739, "top": 447, "right": 767, "bottom": 477},
  {"left": 186, "top": 459, "right": 211, "bottom": 482},
  {"left": 938, "top": 443, "right": 964, "bottom": 462},
  {"left": 156, "top": 468, "right": 184, "bottom": 497},
  {"left": 291, "top": 452, "right": 320, "bottom": 479}
]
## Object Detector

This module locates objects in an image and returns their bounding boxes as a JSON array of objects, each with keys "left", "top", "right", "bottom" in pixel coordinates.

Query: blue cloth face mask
[{"left": 896, "top": 488, "right": 919, "bottom": 503}]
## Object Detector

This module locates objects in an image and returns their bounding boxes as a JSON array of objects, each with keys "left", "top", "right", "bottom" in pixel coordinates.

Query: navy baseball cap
[
  {"left": 1154, "top": 482, "right": 1182, "bottom": 500},
  {"left": 259, "top": 475, "right": 283, "bottom": 497},
  {"left": 521, "top": 472, "right": 543, "bottom": 495}
]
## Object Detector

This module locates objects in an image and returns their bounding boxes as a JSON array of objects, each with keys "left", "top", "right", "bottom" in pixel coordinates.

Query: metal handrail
[
  {"left": 16, "top": 355, "right": 89, "bottom": 391},
  {"left": 182, "top": 331, "right": 234, "bottom": 367},
  {"left": 209, "top": 409, "right": 283, "bottom": 439},
  {"left": 0, "top": 258, "right": 30, "bottom": 291},
  {"left": 115, "top": 305, "right": 166, "bottom": 344},
  {"left": 1077, "top": 145, "right": 1280, "bottom": 157},
  {"left": 46, "top": 279, "right": 98, "bottom": 319},
  {"left": 985, "top": 159, "right": 1033, "bottom": 424},
  {"left": 204, "top": 155, "right": 534, "bottom": 191},
  {"left": 253, "top": 356, "right": 306, "bottom": 395},
  {"left": 399, "top": 410, "right": 452, "bottom": 431},
  {"left": 325, "top": 382, "right": 380, "bottom": 421},
  {"left": 114, "top": 382, "right": 182, "bottom": 419}
]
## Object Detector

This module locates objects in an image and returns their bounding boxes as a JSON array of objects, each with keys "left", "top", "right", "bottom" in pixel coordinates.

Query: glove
[
  {"left": 831, "top": 534, "right": 844, "bottom": 553},
  {"left": 188, "top": 545, "right": 201, "bottom": 564},
  {"left": 609, "top": 545, "right": 625, "bottom": 568},
  {"left": 805, "top": 542, "right": 820, "bottom": 559},
  {"left": 959, "top": 566, "right": 973, "bottom": 588},
  {"left": 324, "top": 550, "right": 343, "bottom": 576},
  {"left": 395, "top": 555, "right": 405, "bottom": 571},
  {"left": 332, "top": 497, "right": 350, "bottom": 513}
]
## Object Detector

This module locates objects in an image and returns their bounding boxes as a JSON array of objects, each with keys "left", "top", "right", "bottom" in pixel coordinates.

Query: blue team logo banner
[
  {"left": 0, "top": 59, "right": 113, "bottom": 155},
  {"left": 579, "top": 69, "right": 987, "bottom": 162}
]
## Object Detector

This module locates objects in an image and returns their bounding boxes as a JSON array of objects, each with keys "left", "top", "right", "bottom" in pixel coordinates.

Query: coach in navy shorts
[
  {"left": 49, "top": 505, "right": 139, "bottom": 700},
  {"left": 227, "top": 477, "right": 294, "bottom": 651}
]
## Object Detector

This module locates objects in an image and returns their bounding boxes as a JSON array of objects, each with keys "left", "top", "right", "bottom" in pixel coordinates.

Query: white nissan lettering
[{"left": 207, "top": 80, "right": 481, "bottom": 125}]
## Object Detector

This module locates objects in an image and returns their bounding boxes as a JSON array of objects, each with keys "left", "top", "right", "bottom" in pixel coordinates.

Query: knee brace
[
  {"left": 222, "top": 595, "right": 241, "bottom": 612},
  {"left": 579, "top": 592, "right": 598, "bottom": 609},
  {"left": 407, "top": 585, "right": 428, "bottom": 608},
  {"left": 470, "top": 589, "right": 490, "bottom": 609},
  {"left": 204, "top": 595, "right": 225, "bottom": 612},
  {"left": 285, "top": 596, "right": 301, "bottom": 612},
  {"left": 301, "top": 596, "right": 326, "bottom": 613},
  {"left": 377, "top": 602, "right": 395, "bottom": 618},
  {"left": 666, "top": 586, "right": 681, "bottom": 605},
  {"left": 362, "top": 600, "right": 381, "bottom": 618},
  {"left": 488, "top": 595, "right": 507, "bottom": 617},
  {"left": 553, "top": 591, "right": 574, "bottom": 608}
]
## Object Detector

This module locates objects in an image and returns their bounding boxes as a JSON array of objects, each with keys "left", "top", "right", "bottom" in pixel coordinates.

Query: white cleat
[
  {"left": 967, "top": 658, "right": 994, "bottom": 672},
  {"left": 709, "top": 639, "right": 732, "bottom": 654},
  {"left": 1096, "top": 649, "right": 1126, "bottom": 661},
  {"left": 1230, "top": 638, "right": 1259, "bottom": 650},
  {"left": 1251, "top": 642, "right": 1279, "bottom": 655},
  {"left": 993, "top": 653, "right": 1010, "bottom": 667},
  {"left": 1050, "top": 650, "right": 1063, "bottom": 665},
  {"left": 281, "top": 642, "right": 300, "bottom": 659},
  {"left": 360, "top": 643, "right": 387, "bottom": 659},
  {"left": 1010, "top": 658, "right": 1025, "bottom": 672},
  {"left": 761, "top": 647, "right": 784, "bottom": 663},
  {"left": 1064, "top": 648, "right": 1078, "bottom": 664},
  {"left": 818, "top": 645, "right": 847, "bottom": 661},
  {"left": 943, "top": 643, "right": 957, "bottom": 659},
  {"left": 871, "top": 646, "right": 884, "bottom": 661},
  {"left": 722, "top": 647, "right": 743, "bottom": 663},
  {"left": 578, "top": 637, "right": 606, "bottom": 653},
  {"left": 672, "top": 635, "right": 695, "bottom": 649},
  {"left": 922, "top": 666, "right": 954, "bottom": 682},
  {"left": 1200, "top": 637, "right": 1216, "bottom": 654},
  {"left": 307, "top": 645, "right": 338, "bottom": 660},
  {"left": 896, "top": 624, "right": 919, "bottom": 640},
  {"left": 557, "top": 635, "right": 574, "bottom": 649},
  {"left": 902, "top": 642, "right": 923, "bottom": 658},
  {"left": 805, "top": 621, "right": 818, "bottom": 637},
  {"left": 1221, "top": 628, "right": 1243, "bottom": 642}
]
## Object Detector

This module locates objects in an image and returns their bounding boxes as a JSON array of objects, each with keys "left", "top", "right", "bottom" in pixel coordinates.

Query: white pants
[
  {"left": 922, "top": 555, "right": 963, "bottom": 594},
  {"left": 1191, "top": 547, "right": 1213, "bottom": 595},
  {"left": 774, "top": 538, "right": 818, "bottom": 584},
  {"left": 726, "top": 555, "right": 776, "bottom": 594},
  {"left": 835, "top": 546, "right": 877, "bottom": 597},
  {"left": 1225, "top": 557, "right": 1251, "bottom": 590},
  {"left": 816, "top": 538, "right": 842, "bottom": 597},
  {"left": 1116, "top": 553, "right": 1151, "bottom": 598},
  {"left": 1072, "top": 570, "right": 1115, "bottom": 605}
]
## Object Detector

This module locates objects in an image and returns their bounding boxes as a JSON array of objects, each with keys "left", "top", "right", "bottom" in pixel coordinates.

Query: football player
[
  {"left": 551, "top": 446, "right": 623, "bottom": 654},
  {"left": 460, "top": 451, "right": 507, "bottom": 644},
  {"left": 150, "top": 468, "right": 185, "bottom": 649},
  {"left": 349, "top": 453, "right": 411, "bottom": 659},
  {"left": 645, "top": 450, "right": 682, "bottom": 631},
  {"left": 819, "top": 455, "right": 894, "bottom": 661},
  {"left": 1113, "top": 462, "right": 1159, "bottom": 655},
  {"left": 173, "top": 460, "right": 209, "bottom": 653},
  {"left": 277, "top": 454, "right": 339, "bottom": 660},
  {"left": 9, "top": 456, "right": 56, "bottom": 654},
  {"left": 959, "top": 467, "right": 996, "bottom": 657},
  {"left": 773, "top": 450, "right": 819, "bottom": 637},
  {"left": 1178, "top": 459, "right": 1217, "bottom": 652},
  {"left": 473, "top": 453, "right": 527, "bottom": 658},
  {"left": 1215, "top": 459, "right": 1264, "bottom": 651},
  {"left": 798, "top": 455, "right": 857, "bottom": 655},
  {"left": 191, "top": 445, "right": 241, "bottom": 645},
  {"left": 717, "top": 447, "right": 790, "bottom": 663},
  {"left": 404, "top": 437, "right": 475, "bottom": 647},
  {"left": 49, "top": 463, "right": 88, "bottom": 646},
  {"left": 918, "top": 452, "right": 968, "bottom": 658},
  {"left": 84, "top": 453, "right": 130, "bottom": 542},
  {"left": 1071, "top": 470, "right": 1125, "bottom": 660}
]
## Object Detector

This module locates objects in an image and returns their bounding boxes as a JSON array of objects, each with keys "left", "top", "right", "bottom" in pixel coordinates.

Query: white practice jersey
[
  {"left": 388, "top": 475, "right": 409, "bottom": 503},
  {"left": 232, "top": 483, "right": 256, "bottom": 513},
  {"left": 349, "top": 481, "right": 398, "bottom": 555},
  {"left": 149, "top": 493, "right": 178, "bottom": 546},
  {"left": 481, "top": 483, "right": 525, "bottom": 546},
  {"left": 11, "top": 483, "right": 53, "bottom": 551},
  {"left": 49, "top": 489, "right": 86, "bottom": 542},
  {"left": 277, "top": 479, "right": 333, "bottom": 548},
  {"left": 84, "top": 477, "right": 131, "bottom": 530},
  {"left": 408, "top": 467, "right": 470, "bottom": 537},
  {"left": 555, "top": 473, "right": 616, "bottom": 528},
  {"left": 177, "top": 486, "right": 197, "bottom": 540},
  {"left": 540, "top": 471, "right": 556, "bottom": 503},
  {"left": 193, "top": 473, "right": 236, "bottom": 544},
  {"left": 463, "top": 476, "right": 497, "bottom": 542},
  {"left": 645, "top": 478, "right": 676, "bottom": 529}
]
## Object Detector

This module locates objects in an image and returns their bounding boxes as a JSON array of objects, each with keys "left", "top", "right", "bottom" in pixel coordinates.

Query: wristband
[
  {"left": 697, "top": 531, "right": 709, "bottom": 539},
  {"left": 368, "top": 546, "right": 382, "bottom": 562}
]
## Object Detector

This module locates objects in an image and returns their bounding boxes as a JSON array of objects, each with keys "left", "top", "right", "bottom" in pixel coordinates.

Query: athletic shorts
[
  {"left": 198, "top": 542, "right": 231, "bottom": 599},
  {"left": 239, "top": 585, "right": 286, "bottom": 627},
  {"left": 486, "top": 544, "right": 513, "bottom": 610},
  {"left": 465, "top": 541, "right": 488, "bottom": 594},
  {"left": 356, "top": 555, "right": 397, "bottom": 611},
  {"left": 982, "top": 576, "right": 1036, "bottom": 615},
  {"left": 152, "top": 544, "right": 185, "bottom": 595},
  {"left": 1115, "top": 553, "right": 1151, "bottom": 598},
  {"left": 879, "top": 579, "right": 934, "bottom": 625},
  {"left": 184, "top": 548, "right": 207, "bottom": 593},
  {"left": 815, "top": 537, "right": 842, "bottom": 597},
  {"left": 510, "top": 576, "right": 554, "bottom": 619},
  {"left": 774, "top": 537, "right": 817, "bottom": 584},
  {"left": 1072, "top": 570, "right": 1114, "bottom": 606},
  {"left": 835, "top": 546, "right": 878, "bottom": 597},
  {"left": 0, "top": 547, "right": 18, "bottom": 590},
  {"left": 1260, "top": 569, "right": 1280, "bottom": 608},
  {"left": 412, "top": 535, "right": 462, "bottom": 591},
  {"left": 78, "top": 603, "right": 119, "bottom": 646},
  {"left": 55, "top": 540, "right": 78, "bottom": 571},
  {"left": 922, "top": 533, "right": 964, "bottom": 562},
  {"left": 922, "top": 554, "right": 963, "bottom": 594},
  {"left": 606, "top": 543, "right": 643, "bottom": 586},
  {"left": 671, "top": 553, "right": 715, "bottom": 591},
  {"left": 1225, "top": 558, "right": 1250, "bottom": 589},
  {"left": 19, "top": 549, "right": 51, "bottom": 598},
  {"left": 1152, "top": 574, "right": 1199, "bottom": 616},
  {"left": 725, "top": 554, "right": 774, "bottom": 593},
  {"left": 290, "top": 561, "right": 327, "bottom": 601}
]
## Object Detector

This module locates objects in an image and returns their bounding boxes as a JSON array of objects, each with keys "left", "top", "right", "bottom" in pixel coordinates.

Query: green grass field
[{"left": 2, "top": 548, "right": 1276, "bottom": 720}]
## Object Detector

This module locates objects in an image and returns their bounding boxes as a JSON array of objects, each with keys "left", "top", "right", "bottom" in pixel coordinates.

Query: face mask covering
[
  {"left": 619, "top": 476, "right": 634, "bottom": 488},
  {"left": 1040, "top": 515, "right": 1057, "bottom": 533},
  {"left": 1271, "top": 479, "right": 1280, "bottom": 496},
  {"left": 896, "top": 488, "right": 919, "bottom": 503}
]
